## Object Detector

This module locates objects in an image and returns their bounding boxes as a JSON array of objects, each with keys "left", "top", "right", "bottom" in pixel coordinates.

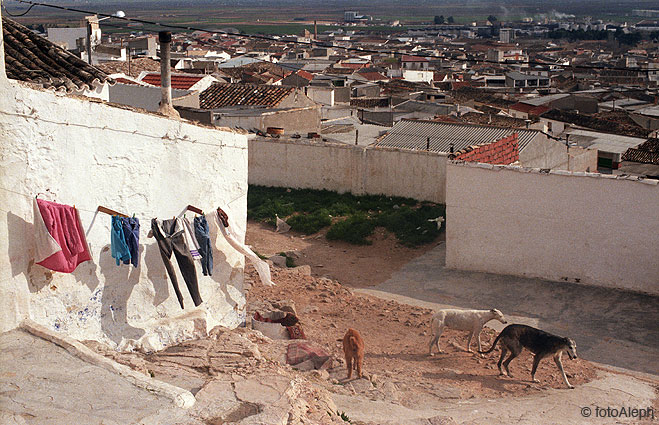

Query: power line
[
  {"left": 2, "top": 2, "right": 36, "bottom": 17},
  {"left": 9, "top": 0, "right": 653, "bottom": 75}
]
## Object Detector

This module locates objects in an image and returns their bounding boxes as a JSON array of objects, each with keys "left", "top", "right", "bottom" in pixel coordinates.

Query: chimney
[{"left": 158, "top": 31, "right": 180, "bottom": 118}]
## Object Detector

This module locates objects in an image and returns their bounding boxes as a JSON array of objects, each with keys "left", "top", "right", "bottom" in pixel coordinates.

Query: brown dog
[{"left": 342, "top": 328, "right": 364, "bottom": 379}]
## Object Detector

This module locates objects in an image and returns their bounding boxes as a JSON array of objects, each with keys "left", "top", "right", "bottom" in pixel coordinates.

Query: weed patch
[{"left": 247, "top": 185, "right": 445, "bottom": 247}]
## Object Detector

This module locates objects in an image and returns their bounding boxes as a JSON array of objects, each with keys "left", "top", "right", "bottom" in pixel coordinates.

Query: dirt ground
[
  {"left": 246, "top": 220, "right": 440, "bottom": 288},
  {"left": 245, "top": 221, "right": 597, "bottom": 401}
]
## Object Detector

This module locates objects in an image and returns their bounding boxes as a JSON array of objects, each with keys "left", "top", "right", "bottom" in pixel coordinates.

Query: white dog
[{"left": 429, "top": 308, "right": 507, "bottom": 355}]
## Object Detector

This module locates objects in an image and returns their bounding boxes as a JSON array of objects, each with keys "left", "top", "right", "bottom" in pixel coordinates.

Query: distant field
[{"left": 5, "top": 0, "right": 652, "bottom": 35}]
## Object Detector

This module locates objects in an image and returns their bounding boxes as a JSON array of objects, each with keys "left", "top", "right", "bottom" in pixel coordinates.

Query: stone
[
  {"left": 272, "top": 300, "right": 297, "bottom": 316},
  {"left": 285, "top": 250, "right": 301, "bottom": 259},
  {"left": 269, "top": 255, "right": 288, "bottom": 268},
  {"left": 275, "top": 215, "right": 291, "bottom": 233},
  {"left": 291, "top": 265, "right": 312, "bottom": 276}
]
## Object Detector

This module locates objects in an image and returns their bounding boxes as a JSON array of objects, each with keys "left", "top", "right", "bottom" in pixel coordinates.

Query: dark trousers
[
  {"left": 151, "top": 218, "right": 202, "bottom": 309},
  {"left": 194, "top": 216, "right": 213, "bottom": 276},
  {"left": 121, "top": 217, "right": 140, "bottom": 268}
]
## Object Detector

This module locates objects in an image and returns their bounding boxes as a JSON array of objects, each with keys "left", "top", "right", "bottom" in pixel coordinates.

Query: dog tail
[
  {"left": 478, "top": 328, "right": 505, "bottom": 354},
  {"left": 349, "top": 336, "right": 358, "bottom": 350}
]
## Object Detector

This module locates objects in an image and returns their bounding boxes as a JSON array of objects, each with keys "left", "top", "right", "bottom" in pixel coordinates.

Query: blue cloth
[
  {"left": 194, "top": 215, "right": 213, "bottom": 276},
  {"left": 111, "top": 216, "right": 131, "bottom": 266},
  {"left": 121, "top": 217, "right": 140, "bottom": 267}
]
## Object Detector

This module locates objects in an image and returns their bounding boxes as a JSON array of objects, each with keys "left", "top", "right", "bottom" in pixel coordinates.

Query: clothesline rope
[
  {"left": 0, "top": 110, "right": 249, "bottom": 151},
  {"left": 0, "top": 186, "right": 247, "bottom": 227}
]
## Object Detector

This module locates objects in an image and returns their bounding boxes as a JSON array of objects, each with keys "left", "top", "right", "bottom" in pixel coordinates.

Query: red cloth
[
  {"left": 286, "top": 342, "right": 330, "bottom": 369},
  {"left": 36, "top": 199, "right": 91, "bottom": 273}
]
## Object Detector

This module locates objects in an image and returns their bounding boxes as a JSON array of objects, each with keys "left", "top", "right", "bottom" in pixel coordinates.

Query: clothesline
[
  {"left": 0, "top": 110, "right": 249, "bottom": 151},
  {"left": 0, "top": 186, "right": 247, "bottom": 219}
]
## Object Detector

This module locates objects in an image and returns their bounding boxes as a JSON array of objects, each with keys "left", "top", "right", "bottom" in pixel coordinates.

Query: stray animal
[
  {"left": 479, "top": 324, "right": 578, "bottom": 389},
  {"left": 342, "top": 328, "right": 364, "bottom": 379},
  {"left": 429, "top": 308, "right": 507, "bottom": 355}
]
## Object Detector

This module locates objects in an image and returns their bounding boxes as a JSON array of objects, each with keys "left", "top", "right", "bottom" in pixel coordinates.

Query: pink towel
[{"left": 35, "top": 199, "right": 91, "bottom": 273}]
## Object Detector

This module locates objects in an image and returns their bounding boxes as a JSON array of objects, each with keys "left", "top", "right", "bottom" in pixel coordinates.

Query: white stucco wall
[
  {"left": 0, "top": 80, "right": 249, "bottom": 351},
  {"left": 445, "top": 162, "right": 659, "bottom": 294},
  {"left": 249, "top": 138, "right": 447, "bottom": 203}
]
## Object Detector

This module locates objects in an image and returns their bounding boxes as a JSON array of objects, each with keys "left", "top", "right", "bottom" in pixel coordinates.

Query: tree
[
  {"left": 487, "top": 15, "right": 497, "bottom": 23},
  {"left": 447, "top": 16, "right": 454, "bottom": 24},
  {"left": 434, "top": 15, "right": 445, "bottom": 25}
]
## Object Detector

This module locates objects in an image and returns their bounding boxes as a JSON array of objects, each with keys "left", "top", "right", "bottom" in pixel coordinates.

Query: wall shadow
[
  {"left": 6, "top": 211, "right": 33, "bottom": 279},
  {"left": 98, "top": 244, "right": 145, "bottom": 345},
  {"left": 144, "top": 242, "right": 170, "bottom": 306}
]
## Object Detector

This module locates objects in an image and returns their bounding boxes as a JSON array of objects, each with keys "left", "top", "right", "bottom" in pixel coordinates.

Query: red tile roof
[
  {"left": 401, "top": 55, "right": 430, "bottom": 62},
  {"left": 509, "top": 102, "right": 550, "bottom": 116},
  {"left": 452, "top": 134, "right": 519, "bottom": 165},
  {"left": 140, "top": 73, "right": 205, "bottom": 90},
  {"left": 114, "top": 77, "right": 142, "bottom": 86},
  {"left": 357, "top": 71, "right": 387, "bottom": 81},
  {"left": 199, "top": 83, "right": 294, "bottom": 109},
  {"left": 296, "top": 70, "right": 314, "bottom": 81},
  {"left": 3, "top": 17, "right": 112, "bottom": 92}
]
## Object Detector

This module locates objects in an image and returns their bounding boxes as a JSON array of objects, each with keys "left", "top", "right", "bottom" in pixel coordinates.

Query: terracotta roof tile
[
  {"left": 199, "top": 83, "right": 294, "bottom": 109},
  {"left": 2, "top": 17, "right": 112, "bottom": 92},
  {"left": 140, "top": 73, "right": 205, "bottom": 90}
]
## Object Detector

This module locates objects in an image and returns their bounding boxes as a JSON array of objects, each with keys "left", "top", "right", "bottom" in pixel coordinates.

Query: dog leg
[
  {"left": 503, "top": 348, "right": 520, "bottom": 378},
  {"left": 356, "top": 355, "right": 363, "bottom": 379},
  {"left": 476, "top": 329, "right": 484, "bottom": 357},
  {"left": 531, "top": 354, "right": 542, "bottom": 383},
  {"left": 466, "top": 331, "right": 474, "bottom": 352},
  {"left": 346, "top": 356, "right": 353, "bottom": 379},
  {"left": 554, "top": 352, "right": 574, "bottom": 389},
  {"left": 434, "top": 325, "right": 445, "bottom": 354},
  {"left": 497, "top": 347, "right": 508, "bottom": 376},
  {"left": 428, "top": 335, "right": 439, "bottom": 356}
]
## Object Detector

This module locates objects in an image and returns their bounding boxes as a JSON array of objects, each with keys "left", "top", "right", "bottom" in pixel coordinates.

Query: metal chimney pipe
[
  {"left": 159, "top": 31, "right": 172, "bottom": 108},
  {"left": 158, "top": 31, "right": 179, "bottom": 118},
  {"left": 86, "top": 20, "right": 93, "bottom": 64}
]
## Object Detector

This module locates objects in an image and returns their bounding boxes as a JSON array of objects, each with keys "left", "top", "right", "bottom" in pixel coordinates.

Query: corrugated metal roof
[
  {"left": 376, "top": 120, "right": 542, "bottom": 153},
  {"left": 564, "top": 128, "right": 645, "bottom": 154}
]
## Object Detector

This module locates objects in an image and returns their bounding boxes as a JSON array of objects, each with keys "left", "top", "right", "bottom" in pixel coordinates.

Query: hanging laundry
[
  {"left": 193, "top": 215, "right": 213, "bottom": 276},
  {"left": 213, "top": 208, "right": 275, "bottom": 286},
  {"left": 151, "top": 218, "right": 202, "bottom": 309},
  {"left": 121, "top": 217, "right": 140, "bottom": 267},
  {"left": 182, "top": 217, "right": 202, "bottom": 261},
  {"left": 111, "top": 216, "right": 131, "bottom": 266},
  {"left": 33, "top": 198, "right": 92, "bottom": 273}
]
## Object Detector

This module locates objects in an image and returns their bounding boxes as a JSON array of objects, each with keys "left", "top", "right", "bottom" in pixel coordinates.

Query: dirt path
[
  {"left": 245, "top": 220, "right": 441, "bottom": 288},
  {"left": 245, "top": 222, "right": 598, "bottom": 403}
]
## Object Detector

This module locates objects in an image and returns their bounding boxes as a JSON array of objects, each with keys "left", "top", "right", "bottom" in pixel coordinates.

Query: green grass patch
[
  {"left": 248, "top": 185, "right": 445, "bottom": 247},
  {"left": 326, "top": 213, "right": 376, "bottom": 245}
]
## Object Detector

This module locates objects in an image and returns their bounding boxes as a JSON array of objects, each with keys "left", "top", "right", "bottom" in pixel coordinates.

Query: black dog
[{"left": 479, "top": 324, "right": 578, "bottom": 388}]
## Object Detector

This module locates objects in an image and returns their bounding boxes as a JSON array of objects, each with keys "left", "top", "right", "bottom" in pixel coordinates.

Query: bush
[
  {"left": 326, "top": 214, "right": 375, "bottom": 245},
  {"left": 247, "top": 185, "right": 445, "bottom": 246},
  {"left": 375, "top": 204, "right": 446, "bottom": 247},
  {"left": 286, "top": 209, "right": 332, "bottom": 234}
]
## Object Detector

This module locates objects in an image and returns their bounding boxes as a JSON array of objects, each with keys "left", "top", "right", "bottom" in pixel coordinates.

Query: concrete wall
[
  {"left": 446, "top": 162, "right": 659, "bottom": 294},
  {"left": 109, "top": 83, "right": 192, "bottom": 112},
  {"left": 216, "top": 106, "right": 321, "bottom": 134},
  {"left": 519, "top": 134, "right": 597, "bottom": 171},
  {"left": 0, "top": 80, "right": 249, "bottom": 351},
  {"left": 249, "top": 138, "right": 447, "bottom": 203},
  {"left": 305, "top": 86, "right": 334, "bottom": 106}
]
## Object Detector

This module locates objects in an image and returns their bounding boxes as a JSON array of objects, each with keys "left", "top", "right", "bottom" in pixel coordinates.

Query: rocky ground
[{"left": 76, "top": 221, "right": 653, "bottom": 425}]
